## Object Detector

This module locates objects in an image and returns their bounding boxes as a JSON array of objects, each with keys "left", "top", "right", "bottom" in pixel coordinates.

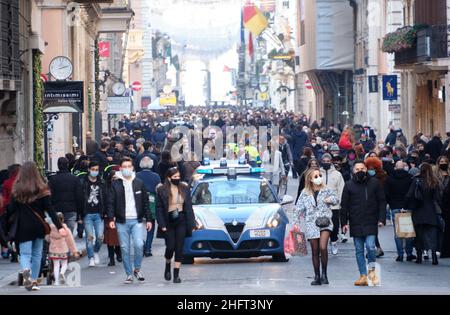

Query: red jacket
[
  {"left": 339, "top": 132, "right": 353, "bottom": 151},
  {"left": 0, "top": 176, "right": 16, "bottom": 215}
]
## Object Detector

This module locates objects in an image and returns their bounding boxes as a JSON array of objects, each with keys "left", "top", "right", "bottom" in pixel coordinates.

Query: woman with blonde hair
[
  {"left": 294, "top": 168, "right": 339, "bottom": 286},
  {"left": 7, "top": 162, "right": 62, "bottom": 291}
]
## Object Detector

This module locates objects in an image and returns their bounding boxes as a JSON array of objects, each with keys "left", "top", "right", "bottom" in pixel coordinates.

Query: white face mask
[{"left": 312, "top": 177, "right": 323, "bottom": 186}]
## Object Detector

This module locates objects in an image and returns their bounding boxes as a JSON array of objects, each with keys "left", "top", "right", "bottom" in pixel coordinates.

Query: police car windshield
[{"left": 192, "top": 180, "right": 276, "bottom": 205}]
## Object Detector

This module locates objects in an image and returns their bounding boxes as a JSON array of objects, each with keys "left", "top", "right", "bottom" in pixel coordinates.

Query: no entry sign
[{"left": 132, "top": 81, "right": 142, "bottom": 91}]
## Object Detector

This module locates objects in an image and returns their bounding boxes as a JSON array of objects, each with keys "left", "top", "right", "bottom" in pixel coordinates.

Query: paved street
[{"left": 1, "top": 179, "right": 449, "bottom": 295}]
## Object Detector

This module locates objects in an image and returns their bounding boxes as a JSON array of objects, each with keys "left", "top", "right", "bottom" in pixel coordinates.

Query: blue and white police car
[{"left": 183, "top": 159, "right": 294, "bottom": 264}]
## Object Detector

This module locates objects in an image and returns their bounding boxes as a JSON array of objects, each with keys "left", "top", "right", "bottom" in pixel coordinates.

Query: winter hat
[
  {"left": 330, "top": 144, "right": 340, "bottom": 151},
  {"left": 321, "top": 153, "right": 332, "bottom": 161}
]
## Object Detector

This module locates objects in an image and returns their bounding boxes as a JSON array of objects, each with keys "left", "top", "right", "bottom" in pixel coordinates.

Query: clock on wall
[
  {"left": 49, "top": 56, "right": 73, "bottom": 81},
  {"left": 112, "top": 82, "right": 126, "bottom": 96}
]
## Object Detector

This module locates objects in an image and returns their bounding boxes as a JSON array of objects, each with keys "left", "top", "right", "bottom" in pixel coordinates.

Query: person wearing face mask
[
  {"left": 156, "top": 167, "right": 195, "bottom": 283},
  {"left": 79, "top": 162, "right": 106, "bottom": 267},
  {"left": 341, "top": 161, "right": 386, "bottom": 286},
  {"left": 384, "top": 161, "right": 415, "bottom": 262},
  {"left": 295, "top": 168, "right": 339, "bottom": 285},
  {"left": 320, "top": 154, "right": 345, "bottom": 255},
  {"left": 107, "top": 157, "right": 151, "bottom": 284},
  {"left": 309, "top": 138, "right": 324, "bottom": 161}
]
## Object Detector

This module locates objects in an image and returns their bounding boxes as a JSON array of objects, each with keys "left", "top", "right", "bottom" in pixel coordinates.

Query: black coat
[
  {"left": 92, "top": 150, "right": 110, "bottom": 175},
  {"left": 106, "top": 177, "right": 150, "bottom": 224},
  {"left": 7, "top": 195, "right": 62, "bottom": 243},
  {"left": 48, "top": 171, "right": 83, "bottom": 216},
  {"left": 80, "top": 176, "right": 107, "bottom": 218},
  {"left": 405, "top": 177, "right": 440, "bottom": 226},
  {"left": 425, "top": 137, "right": 443, "bottom": 163},
  {"left": 384, "top": 170, "right": 413, "bottom": 210},
  {"left": 155, "top": 183, "right": 195, "bottom": 239},
  {"left": 340, "top": 176, "right": 387, "bottom": 237}
]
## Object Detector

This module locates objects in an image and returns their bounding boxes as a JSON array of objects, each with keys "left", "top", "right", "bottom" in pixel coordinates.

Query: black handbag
[
  {"left": 315, "top": 216, "right": 331, "bottom": 228},
  {"left": 169, "top": 210, "right": 180, "bottom": 222}
]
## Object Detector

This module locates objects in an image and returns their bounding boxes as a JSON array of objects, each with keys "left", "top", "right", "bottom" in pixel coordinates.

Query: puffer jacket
[
  {"left": 46, "top": 223, "right": 78, "bottom": 255},
  {"left": 320, "top": 165, "right": 345, "bottom": 210}
]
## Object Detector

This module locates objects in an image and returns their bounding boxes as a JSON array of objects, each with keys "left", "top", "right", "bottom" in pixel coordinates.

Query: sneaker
[
  {"left": 331, "top": 242, "right": 338, "bottom": 255},
  {"left": 406, "top": 255, "right": 417, "bottom": 262},
  {"left": 144, "top": 252, "right": 153, "bottom": 257},
  {"left": 31, "top": 282, "right": 41, "bottom": 291},
  {"left": 368, "top": 268, "right": 379, "bottom": 286},
  {"left": 341, "top": 234, "right": 348, "bottom": 243},
  {"left": 134, "top": 269, "right": 145, "bottom": 283},
  {"left": 395, "top": 255, "right": 403, "bottom": 262},
  {"left": 89, "top": 258, "right": 96, "bottom": 267},
  {"left": 94, "top": 253, "right": 100, "bottom": 265},
  {"left": 424, "top": 251, "right": 429, "bottom": 260},
  {"left": 22, "top": 269, "right": 32, "bottom": 290},
  {"left": 59, "top": 273, "right": 66, "bottom": 285},
  {"left": 124, "top": 275, "right": 133, "bottom": 284},
  {"left": 376, "top": 248, "right": 384, "bottom": 258}
]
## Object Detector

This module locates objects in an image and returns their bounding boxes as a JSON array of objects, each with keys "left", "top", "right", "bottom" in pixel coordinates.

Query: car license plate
[{"left": 250, "top": 229, "right": 270, "bottom": 238}]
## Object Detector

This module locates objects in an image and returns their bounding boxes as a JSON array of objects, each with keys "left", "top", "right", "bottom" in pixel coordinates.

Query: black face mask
[
  {"left": 439, "top": 164, "right": 448, "bottom": 171},
  {"left": 355, "top": 171, "right": 367, "bottom": 182},
  {"left": 170, "top": 178, "right": 180, "bottom": 186},
  {"left": 322, "top": 163, "right": 332, "bottom": 171}
]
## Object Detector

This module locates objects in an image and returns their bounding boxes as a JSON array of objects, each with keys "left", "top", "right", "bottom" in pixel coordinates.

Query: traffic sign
[
  {"left": 131, "top": 81, "right": 142, "bottom": 91},
  {"left": 305, "top": 80, "right": 313, "bottom": 90}
]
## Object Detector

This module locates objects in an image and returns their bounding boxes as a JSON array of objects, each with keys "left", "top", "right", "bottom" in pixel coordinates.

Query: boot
[
  {"left": 115, "top": 247, "right": 122, "bottom": 263},
  {"left": 320, "top": 271, "right": 329, "bottom": 285},
  {"left": 354, "top": 275, "right": 368, "bottom": 286},
  {"left": 311, "top": 273, "right": 321, "bottom": 286},
  {"left": 432, "top": 251, "right": 438, "bottom": 265},
  {"left": 164, "top": 263, "right": 171, "bottom": 281},
  {"left": 173, "top": 268, "right": 182, "bottom": 284},
  {"left": 415, "top": 250, "right": 422, "bottom": 264},
  {"left": 108, "top": 257, "right": 115, "bottom": 267}
]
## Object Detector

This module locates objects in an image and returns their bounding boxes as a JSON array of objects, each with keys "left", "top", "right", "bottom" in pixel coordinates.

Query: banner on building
[
  {"left": 159, "top": 93, "right": 177, "bottom": 106},
  {"left": 369, "top": 75, "right": 378, "bottom": 93},
  {"left": 98, "top": 41, "right": 111, "bottom": 58},
  {"left": 107, "top": 97, "right": 132, "bottom": 114},
  {"left": 382, "top": 75, "right": 398, "bottom": 101},
  {"left": 43, "top": 81, "right": 84, "bottom": 113}
]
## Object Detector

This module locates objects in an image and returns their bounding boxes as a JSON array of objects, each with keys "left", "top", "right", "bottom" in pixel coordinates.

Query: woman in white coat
[{"left": 294, "top": 168, "right": 339, "bottom": 286}]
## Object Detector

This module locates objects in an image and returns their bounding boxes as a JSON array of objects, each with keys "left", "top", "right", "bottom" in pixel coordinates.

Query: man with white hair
[{"left": 136, "top": 157, "right": 161, "bottom": 257}]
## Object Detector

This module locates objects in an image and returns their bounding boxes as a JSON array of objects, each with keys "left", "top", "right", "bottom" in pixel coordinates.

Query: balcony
[
  {"left": 395, "top": 25, "right": 448, "bottom": 66},
  {"left": 97, "top": 0, "right": 134, "bottom": 33}
]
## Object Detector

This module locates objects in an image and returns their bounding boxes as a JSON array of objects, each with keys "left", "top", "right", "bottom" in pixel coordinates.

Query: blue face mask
[
  {"left": 89, "top": 171, "right": 99, "bottom": 178},
  {"left": 121, "top": 168, "right": 134, "bottom": 178},
  {"left": 368, "top": 170, "right": 376, "bottom": 177}
]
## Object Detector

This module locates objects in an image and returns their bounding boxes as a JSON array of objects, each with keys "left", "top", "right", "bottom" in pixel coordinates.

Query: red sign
[
  {"left": 132, "top": 81, "right": 142, "bottom": 91},
  {"left": 98, "top": 41, "right": 110, "bottom": 58},
  {"left": 305, "top": 80, "right": 313, "bottom": 90}
]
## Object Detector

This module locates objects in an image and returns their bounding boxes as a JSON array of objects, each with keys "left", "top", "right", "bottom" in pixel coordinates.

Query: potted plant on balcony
[{"left": 382, "top": 25, "right": 428, "bottom": 53}]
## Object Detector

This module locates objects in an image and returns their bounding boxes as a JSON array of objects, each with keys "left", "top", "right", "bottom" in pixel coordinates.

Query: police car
[{"left": 183, "top": 159, "right": 294, "bottom": 264}]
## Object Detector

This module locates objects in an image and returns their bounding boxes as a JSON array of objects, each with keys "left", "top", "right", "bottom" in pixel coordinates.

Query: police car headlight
[{"left": 266, "top": 213, "right": 281, "bottom": 229}]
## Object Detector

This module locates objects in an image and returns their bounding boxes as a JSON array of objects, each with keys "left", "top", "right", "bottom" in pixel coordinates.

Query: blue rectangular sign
[{"left": 382, "top": 75, "right": 398, "bottom": 101}]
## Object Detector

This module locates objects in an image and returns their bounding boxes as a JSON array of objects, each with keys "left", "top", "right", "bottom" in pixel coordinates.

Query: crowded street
[{"left": 1, "top": 0, "right": 450, "bottom": 298}]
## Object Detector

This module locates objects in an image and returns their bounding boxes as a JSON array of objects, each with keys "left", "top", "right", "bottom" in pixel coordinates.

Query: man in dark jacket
[
  {"left": 341, "top": 161, "right": 386, "bottom": 287},
  {"left": 107, "top": 157, "right": 151, "bottom": 284},
  {"left": 425, "top": 132, "right": 443, "bottom": 163},
  {"left": 92, "top": 142, "right": 111, "bottom": 177},
  {"left": 136, "top": 157, "right": 161, "bottom": 257},
  {"left": 135, "top": 141, "right": 158, "bottom": 173},
  {"left": 80, "top": 161, "right": 107, "bottom": 267},
  {"left": 385, "top": 128, "right": 397, "bottom": 146},
  {"left": 291, "top": 125, "right": 308, "bottom": 179},
  {"left": 48, "top": 157, "right": 83, "bottom": 234},
  {"left": 384, "top": 161, "right": 416, "bottom": 262}
]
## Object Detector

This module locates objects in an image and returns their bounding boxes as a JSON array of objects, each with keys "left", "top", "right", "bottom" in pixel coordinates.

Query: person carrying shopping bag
[{"left": 294, "top": 168, "right": 339, "bottom": 286}]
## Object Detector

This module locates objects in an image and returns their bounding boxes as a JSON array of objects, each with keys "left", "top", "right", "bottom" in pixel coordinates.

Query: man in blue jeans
[
  {"left": 107, "top": 157, "right": 151, "bottom": 284},
  {"left": 341, "top": 161, "right": 386, "bottom": 286},
  {"left": 136, "top": 157, "right": 161, "bottom": 257},
  {"left": 80, "top": 162, "right": 106, "bottom": 267},
  {"left": 384, "top": 161, "right": 416, "bottom": 262}
]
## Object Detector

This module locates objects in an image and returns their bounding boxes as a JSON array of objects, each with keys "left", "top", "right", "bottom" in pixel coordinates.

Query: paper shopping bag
[{"left": 395, "top": 212, "right": 416, "bottom": 238}]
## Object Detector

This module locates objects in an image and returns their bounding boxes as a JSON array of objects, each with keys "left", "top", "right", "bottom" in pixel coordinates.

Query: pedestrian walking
[
  {"left": 7, "top": 162, "right": 62, "bottom": 291},
  {"left": 156, "top": 167, "right": 195, "bottom": 283},
  {"left": 384, "top": 161, "right": 416, "bottom": 262},
  {"left": 103, "top": 169, "right": 122, "bottom": 267},
  {"left": 107, "top": 157, "right": 151, "bottom": 283},
  {"left": 295, "top": 168, "right": 339, "bottom": 285},
  {"left": 136, "top": 157, "right": 161, "bottom": 257},
  {"left": 80, "top": 162, "right": 106, "bottom": 267},
  {"left": 46, "top": 212, "right": 80, "bottom": 285},
  {"left": 341, "top": 161, "right": 386, "bottom": 286},
  {"left": 320, "top": 154, "right": 345, "bottom": 255}
]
